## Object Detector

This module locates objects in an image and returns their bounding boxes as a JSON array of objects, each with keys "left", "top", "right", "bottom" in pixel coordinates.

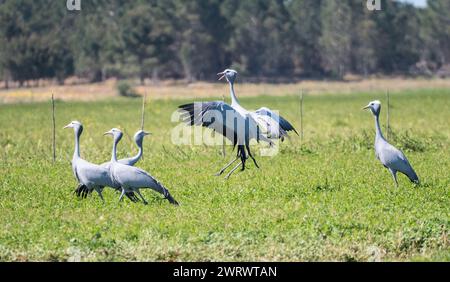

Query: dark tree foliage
[{"left": 0, "top": 0, "right": 448, "bottom": 85}]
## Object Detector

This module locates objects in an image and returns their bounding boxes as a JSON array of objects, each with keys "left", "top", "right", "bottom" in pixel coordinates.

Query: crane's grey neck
[
  {"left": 73, "top": 126, "right": 82, "bottom": 159},
  {"left": 132, "top": 138, "right": 143, "bottom": 161},
  {"left": 111, "top": 135, "right": 121, "bottom": 162},
  {"left": 374, "top": 114, "right": 385, "bottom": 141},
  {"left": 229, "top": 81, "right": 240, "bottom": 106}
]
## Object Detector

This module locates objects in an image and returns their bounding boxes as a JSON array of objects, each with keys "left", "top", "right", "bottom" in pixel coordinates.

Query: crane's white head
[
  {"left": 63, "top": 121, "right": 83, "bottom": 135},
  {"left": 363, "top": 100, "right": 381, "bottom": 116},
  {"left": 104, "top": 128, "right": 123, "bottom": 141},
  {"left": 217, "top": 69, "right": 238, "bottom": 84},
  {"left": 63, "top": 120, "right": 82, "bottom": 129},
  {"left": 134, "top": 130, "right": 151, "bottom": 144}
]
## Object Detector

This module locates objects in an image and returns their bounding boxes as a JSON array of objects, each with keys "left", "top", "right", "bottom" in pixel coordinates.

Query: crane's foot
[
  {"left": 215, "top": 156, "right": 239, "bottom": 176},
  {"left": 224, "top": 161, "right": 243, "bottom": 179}
]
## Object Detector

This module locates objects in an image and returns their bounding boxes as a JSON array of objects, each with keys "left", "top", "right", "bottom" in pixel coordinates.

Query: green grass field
[{"left": 0, "top": 88, "right": 449, "bottom": 261}]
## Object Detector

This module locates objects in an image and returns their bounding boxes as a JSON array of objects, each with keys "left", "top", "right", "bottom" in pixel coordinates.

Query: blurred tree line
[{"left": 0, "top": 0, "right": 449, "bottom": 87}]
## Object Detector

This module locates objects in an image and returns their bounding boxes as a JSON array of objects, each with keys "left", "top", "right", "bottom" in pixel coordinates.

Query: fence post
[
  {"left": 141, "top": 92, "right": 147, "bottom": 130},
  {"left": 51, "top": 94, "right": 56, "bottom": 163},
  {"left": 300, "top": 89, "right": 304, "bottom": 141},
  {"left": 386, "top": 90, "right": 390, "bottom": 141}
]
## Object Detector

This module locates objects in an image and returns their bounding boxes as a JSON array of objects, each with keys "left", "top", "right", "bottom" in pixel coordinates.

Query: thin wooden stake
[
  {"left": 386, "top": 90, "right": 390, "bottom": 141},
  {"left": 51, "top": 94, "right": 56, "bottom": 163},
  {"left": 141, "top": 92, "right": 147, "bottom": 130},
  {"left": 300, "top": 89, "right": 304, "bottom": 141},
  {"left": 140, "top": 92, "right": 147, "bottom": 160}
]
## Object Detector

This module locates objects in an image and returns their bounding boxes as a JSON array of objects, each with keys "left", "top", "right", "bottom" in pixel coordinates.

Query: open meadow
[{"left": 0, "top": 85, "right": 449, "bottom": 261}]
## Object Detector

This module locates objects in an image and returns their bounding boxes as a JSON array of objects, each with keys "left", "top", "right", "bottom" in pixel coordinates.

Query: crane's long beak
[
  {"left": 217, "top": 71, "right": 225, "bottom": 81},
  {"left": 362, "top": 105, "right": 370, "bottom": 110},
  {"left": 103, "top": 131, "right": 112, "bottom": 136},
  {"left": 143, "top": 131, "right": 151, "bottom": 136},
  {"left": 63, "top": 124, "right": 71, "bottom": 129}
]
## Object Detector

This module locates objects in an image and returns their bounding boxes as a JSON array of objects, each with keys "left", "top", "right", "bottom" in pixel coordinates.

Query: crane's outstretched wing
[
  {"left": 179, "top": 101, "right": 256, "bottom": 146},
  {"left": 252, "top": 107, "right": 298, "bottom": 141}
]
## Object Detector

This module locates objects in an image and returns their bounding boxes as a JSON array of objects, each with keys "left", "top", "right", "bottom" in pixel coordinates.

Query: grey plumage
[
  {"left": 105, "top": 128, "right": 179, "bottom": 205},
  {"left": 64, "top": 121, "right": 112, "bottom": 202},
  {"left": 74, "top": 130, "right": 150, "bottom": 202},
  {"left": 363, "top": 100, "right": 419, "bottom": 186}
]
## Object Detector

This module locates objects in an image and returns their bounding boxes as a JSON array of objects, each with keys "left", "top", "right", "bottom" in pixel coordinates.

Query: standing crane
[
  {"left": 178, "top": 69, "right": 297, "bottom": 179},
  {"left": 104, "top": 128, "right": 179, "bottom": 205},
  {"left": 363, "top": 100, "right": 419, "bottom": 186},
  {"left": 64, "top": 121, "right": 113, "bottom": 202}
]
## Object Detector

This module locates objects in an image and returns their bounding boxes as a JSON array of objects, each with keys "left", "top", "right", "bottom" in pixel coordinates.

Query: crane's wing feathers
[
  {"left": 113, "top": 164, "right": 169, "bottom": 196},
  {"left": 179, "top": 101, "right": 239, "bottom": 146},
  {"left": 379, "top": 143, "right": 419, "bottom": 183},
  {"left": 75, "top": 159, "right": 112, "bottom": 187},
  {"left": 253, "top": 107, "right": 298, "bottom": 140}
]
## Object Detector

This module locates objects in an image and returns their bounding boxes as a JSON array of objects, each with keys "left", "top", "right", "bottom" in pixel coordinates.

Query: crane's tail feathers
[
  {"left": 74, "top": 184, "right": 83, "bottom": 197},
  {"left": 404, "top": 168, "right": 419, "bottom": 184},
  {"left": 409, "top": 172, "right": 420, "bottom": 185},
  {"left": 164, "top": 192, "right": 179, "bottom": 206},
  {"left": 74, "top": 184, "right": 93, "bottom": 198},
  {"left": 155, "top": 180, "right": 179, "bottom": 206}
]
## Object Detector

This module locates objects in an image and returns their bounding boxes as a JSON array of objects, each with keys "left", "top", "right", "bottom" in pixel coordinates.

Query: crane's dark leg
[
  {"left": 94, "top": 187, "right": 105, "bottom": 203},
  {"left": 389, "top": 169, "right": 399, "bottom": 187},
  {"left": 245, "top": 143, "right": 259, "bottom": 168},
  {"left": 238, "top": 145, "right": 247, "bottom": 171},
  {"left": 215, "top": 156, "right": 239, "bottom": 176},
  {"left": 135, "top": 190, "right": 148, "bottom": 205}
]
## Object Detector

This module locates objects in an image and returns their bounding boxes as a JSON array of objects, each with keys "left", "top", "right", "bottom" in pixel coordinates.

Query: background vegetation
[{"left": 0, "top": 0, "right": 449, "bottom": 86}]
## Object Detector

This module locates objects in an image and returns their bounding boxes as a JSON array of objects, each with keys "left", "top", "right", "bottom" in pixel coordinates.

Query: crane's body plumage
[
  {"left": 178, "top": 69, "right": 297, "bottom": 178},
  {"left": 65, "top": 121, "right": 111, "bottom": 202},
  {"left": 73, "top": 158, "right": 112, "bottom": 188},
  {"left": 364, "top": 101, "right": 419, "bottom": 186}
]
